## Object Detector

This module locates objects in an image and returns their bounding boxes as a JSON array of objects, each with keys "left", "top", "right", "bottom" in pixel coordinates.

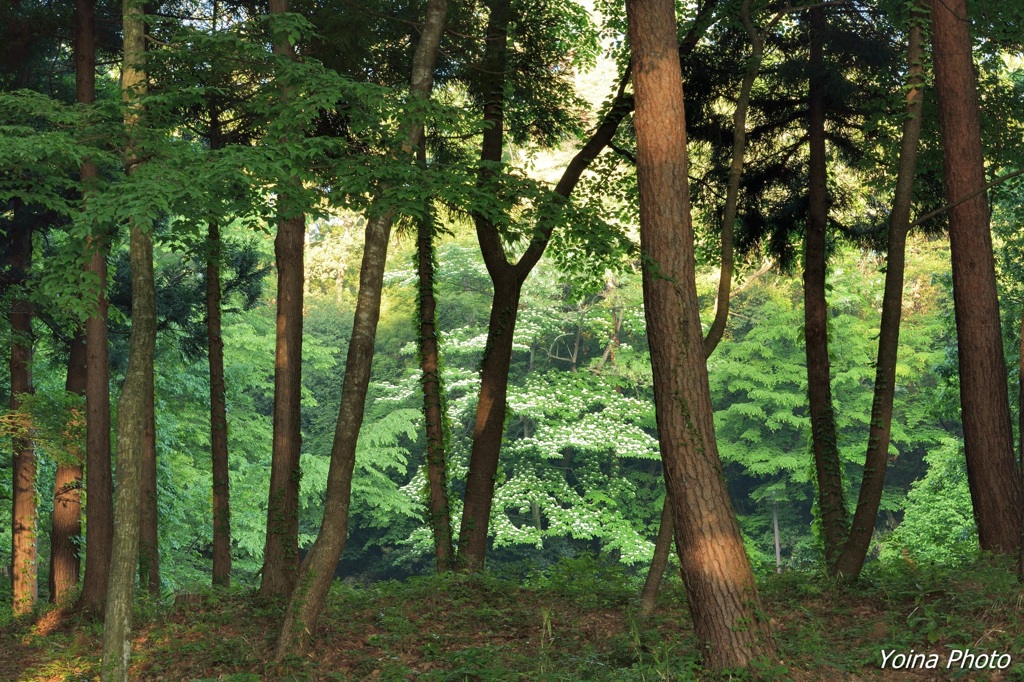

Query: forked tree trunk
[
  {"left": 272, "top": 0, "right": 448, "bottom": 657},
  {"left": 259, "top": 0, "right": 305, "bottom": 598},
  {"left": 101, "top": 2, "right": 153, "bottom": 676},
  {"left": 417, "top": 186, "right": 455, "bottom": 572},
  {"left": 74, "top": 0, "right": 113, "bottom": 618},
  {"left": 640, "top": 0, "right": 765, "bottom": 612},
  {"left": 930, "top": 0, "right": 1022, "bottom": 553},
  {"left": 833, "top": 7, "right": 926, "bottom": 579},
  {"left": 9, "top": 216, "right": 36, "bottom": 618},
  {"left": 805, "top": 6, "right": 848, "bottom": 568},
  {"left": 627, "top": 0, "right": 777, "bottom": 668},
  {"left": 207, "top": 219, "right": 231, "bottom": 587},
  {"left": 50, "top": 331, "right": 86, "bottom": 603}
]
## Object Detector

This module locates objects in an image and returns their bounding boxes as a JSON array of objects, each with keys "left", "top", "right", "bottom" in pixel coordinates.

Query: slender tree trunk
[
  {"left": 773, "top": 500, "right": 782, "bottom": 574},
  {"left": 259, "top": 0, "right": 304, "bottom": 598},
  {"left": 101, "top": 3, "right": 153, "bottom": 677},
  {"left": 639, "top": 496, "right": 673, "bottom": 615},
  {"left": 49, "top": 331, "right": 86, "bottom": 603},
  {"left": 139, "top": 385, "right": 159, "bottom": 595},
  {"left": 9, "top": 216, "right": 36, "bottom": 618},
  {"left": 628, "top": 0, "right": 776, "bottom": 668},
  {"left": 417, "top": 166, "right": 454, "bottom": 572},
  {"left": 804, "top": 6, "right": 848, "bottom": 568},
  {"left": 207, "top": 219, "right": 231, "bottom": 587},
  {"left": 74, "top": 0, "right": 113, "bottom": 617},
  {"left": 833, "top": 9, "right": 925, "bottom": 579},
  {"left": 272, "top": 0, "right": 448, "bottom": 657},
  {"left": 640, "top": 0, "right": 764, "bottom": 607},
  {"left": 930, "top": 0, "right": 1022, "bottom": 552}
]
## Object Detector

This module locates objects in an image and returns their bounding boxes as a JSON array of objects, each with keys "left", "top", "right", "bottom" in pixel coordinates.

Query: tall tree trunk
[
  {"left": 930, "top": 0, "right": 1022, "bottom": 552},
  {"left": 207, "top": 219, "right": 231, "bottom": 587},
  {"left": 49, "top": 331, "right": 86, "bottom": 603},
  {"left": 272, "top": 0, "right": 449, "bottom": 657},
  {"left": 833, "top": 8, "right": 925, "bottom": 579},
  {"left": 101, "top": 3, "right": 153, "bottom": 678},
  {"left": 74, "top": 0, "right": 113, "bottom": 617},
  {"left": 9, "top": 215, "right": 36, "bottom": 618},
  {"left": 416, "top": 163, "right": 454, "bottom": 572},
  {"left": 640, "top": 0, "right": 765, "bottom": 610},
  {"left": 259, "top": 0, "right": 305, "bottom": 599},
  {"left": 627, "top": 0, "right": 777, "bottom": 668},
  {"left": 139, "top": 386, "right": 159, "bottom": 595},
  {"left": 805, "top": 6, "right": 848, "bottom": 568}
]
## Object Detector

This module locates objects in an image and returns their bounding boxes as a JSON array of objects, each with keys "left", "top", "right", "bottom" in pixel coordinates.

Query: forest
[{"left": 2, "top": 0, "right": 1024, "bottom": 679}]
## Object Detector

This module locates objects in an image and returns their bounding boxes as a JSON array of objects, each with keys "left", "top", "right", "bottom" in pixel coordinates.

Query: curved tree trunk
[
  {"left": 640, "top": 0, "right": 765, "bottom": 610},
  {"left": 930, "top": 0, "right": 1022, "bottom": 553},
  {"left": 805, "top": 6, "right": 848, "bottom": 569},
  {"left": 627, "top": 0, "right": 777, "bottom": 668},
  {"left": 139, "top": 385, "right": 159, "bottom": 595},
  {"left": 100, "top": 2, "right": 153, "bottom": 678},
  {"left": 50, "top": 331, "right": 86, "bottom": 604},
  {"left": 272, "top": 0, "right": 449, "bottom": 657},
  {"left": 833, "top": 8, "right": 925, "bottom": 579},
  {"left": 207, "top": 219, "right": 231, "bottom": 587},
  {"left": 9, "top": 213, "right": 36, "bottom": 618},
  {"left": 259, "top": 0, "right": 305, "bottom": 598}
]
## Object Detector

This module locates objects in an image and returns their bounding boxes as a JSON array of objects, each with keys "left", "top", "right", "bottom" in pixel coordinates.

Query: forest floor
[{"left": 2, "top": 554, "right": 1023, "bottom": 681}]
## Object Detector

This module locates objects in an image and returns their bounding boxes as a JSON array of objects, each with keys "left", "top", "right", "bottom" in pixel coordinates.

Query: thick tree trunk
[
  {"left": 259, "top": 0, "right": 304, "bottom": 598},
  {"left": 640, "top": 0, "right": 765, "bottom": 608},
  {"left": 833, "top": 10, "right": 925, "bottom": 579},
  {"left": 101, "top": 3, "right": 153, "bottom": 678},
  {"left": 139, "top": 386, "right": 159, "bottom": 595},
  {"left": 74, "top": 0, "right": 113, "bottom": 618},
  {"left": 272, "top": 0, "right": 448, "bottom": 657},
  {"left": 207, "top": 220, "right": 231, "bottom": 587},
  {"left": 49, "top": 331, "right": 86, "bottom": 604},
  {"left": 9, "top": 217, "right": 36, "bottom": 618},
  {"left": 417, "top": 199, "right": 455, "bottom": 572},
  {"left": 805, "top": 6, "right": 848, "bottom": 568},
  {"left": 627, "top": 0, "right": 777, "bottom": 668},
  {"left": 930, "top": 0, "right": 1022, "bottom": 552}
]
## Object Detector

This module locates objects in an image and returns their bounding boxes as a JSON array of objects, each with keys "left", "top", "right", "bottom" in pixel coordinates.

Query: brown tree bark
[
  {"left": 833, "top": 8, "right": 925, "bottom": 579},
  {"left": 9, "top": 214, "right": 36, "bottom": 618},
  {"left": 272, "top": 0, "right": 449, "bottom": 657},
  {"left": 804, "top": 6, "right": 848, "bottom": 569},
  {"left": 640, "top": 0, "right": 767, "bottom": 611},
  {"left": 74, "top": 0, "right": 114, "bottom": 620},
  {"left": 139, "top": 383, "right": 159, "bottom": 595},
  {"left": 259, "top": 0, "right": 305, "bottom": 599},
  {"left": 627, "top": 0, "right": 776, "bottom": 668},
  {"left": 101, "top": 1, "right": 153, "bottom": 676},
  {"left": 416, "top": 154, "right": 454, "bottom": 571},
  {"left": 930, "top": 0, "right": 1022, "bottom": 553},
  {"left": 207, "top": 219, "right": 231, "bottom": 587},
  {"left": 49, "top": 331, "right": 86, "bottom": 604}
]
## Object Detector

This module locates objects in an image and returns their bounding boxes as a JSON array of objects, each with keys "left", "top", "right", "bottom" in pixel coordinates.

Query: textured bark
[
  {"left": 628, "top": 0, "right": 776, "bottom": 668},
  {"left": 9, "top": 216, "right": 36, "bottom": 618},
  {"left": 207, "top": 220, "right": 231, "bottom": 587},
  {"left": 833, "top": 11, "right": 925, "bottom": 579},
  {"left": 75, "top": 0, "right": 112, "bottom": 617},
  {"left": 272, "top": 0, "right": 448, "bottom": 657},
  {"left": 640, "top": 0, "right": 765, "bottom": 607},
  {"left": 805, "top": 6, "right": 848, "bottom": 568},
  {"left": 259, "top": 0, "right": 304, "bottom": 598},
  {"left": 100, "top": 2, "right": 152, "bottom": 678},
  {"left": 930, "top": 0, "right": 1022, "bottom": 553},
  {"left": 139, "top": 384, "right": 159, "bottom": 595},
  {"left": 417, "top": 190, "right": 454, "bottom": 572},
  {"left": 49, "top": 331, "right": 86, "bottom": 604}
]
